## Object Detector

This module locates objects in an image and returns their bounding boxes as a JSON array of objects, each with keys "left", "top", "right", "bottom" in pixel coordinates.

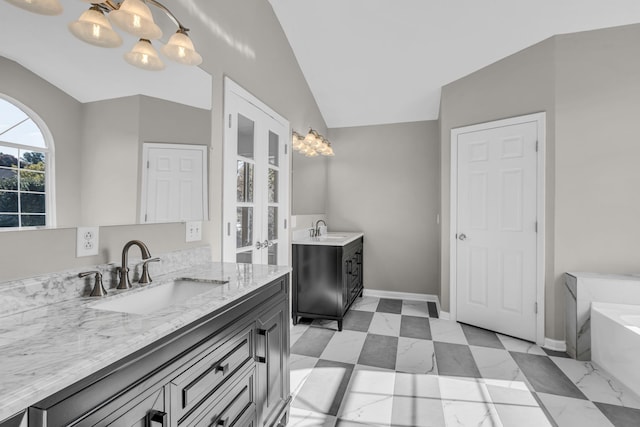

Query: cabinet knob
[
  {"left": 217, "top": 417, "right": 229, "bottom": 426},
  {"left": 215, "top": 363, "right": 229, "bottom": 374}
]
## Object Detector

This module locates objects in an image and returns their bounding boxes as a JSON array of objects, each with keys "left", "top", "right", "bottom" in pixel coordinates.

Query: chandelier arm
[{"left": 145, "top": 0, "right": 189, "bottom": 32}]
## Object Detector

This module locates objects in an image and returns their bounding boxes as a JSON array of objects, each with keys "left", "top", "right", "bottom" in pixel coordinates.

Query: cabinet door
[
  {"left": 256, "top": 300, "right": 289, "bottom": 427},
  {"left": 75, "top": 386, "right": 166, "bottom": 427}
]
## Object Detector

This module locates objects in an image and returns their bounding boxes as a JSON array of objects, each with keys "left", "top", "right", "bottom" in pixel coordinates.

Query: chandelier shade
[
  {"left": 124, "top": 39, "right": 165, "bottom": 71},
  {"left": 68, "top": 6, "right": 123, "bottom": 48},
  {"left": 162, "top": 31, "right": 203, "bottom": 66},
  {"left": 110, "top": 0, "right": 162, "bottom": 40},
  {"left": 4, "top": 0, "right": 62, "bottom": 15}
]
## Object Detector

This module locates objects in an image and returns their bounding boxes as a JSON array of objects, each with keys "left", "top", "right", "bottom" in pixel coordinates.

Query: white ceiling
[
  {"left": 0, "top": 1, "right": 211, "bottom": 110},
  {"left": 269, "top": 0, "right": 640, "bottom": 128}
]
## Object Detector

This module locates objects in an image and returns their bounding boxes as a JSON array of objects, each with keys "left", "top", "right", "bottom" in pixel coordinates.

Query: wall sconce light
[
  {"left": 292, "top": 129, "right": 334, "bottom": 157},
  {"left": 4, "top": 0, "right": 203, "bottom": 71}
]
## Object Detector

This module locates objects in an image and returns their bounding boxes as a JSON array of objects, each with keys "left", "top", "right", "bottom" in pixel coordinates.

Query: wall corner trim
[
  {"left": 439, "top": 311, "right": 451, "bottom": 320},
  {"left": 543, "top": 337, "right": 567, "bottom": 352}
]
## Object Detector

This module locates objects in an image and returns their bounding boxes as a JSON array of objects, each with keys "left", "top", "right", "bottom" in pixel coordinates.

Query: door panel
[
  {"left": 456, "top": 121, "right": 538, "bottom": 341},
  {"left": 223, "top": 79, "right": 289, "bottom": 266}
]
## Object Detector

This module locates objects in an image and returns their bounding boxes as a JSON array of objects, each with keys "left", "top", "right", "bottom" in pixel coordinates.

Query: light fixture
[
  {"left": 4, "top": 0, "right": 203, "bottom": 71},
  {"left": 124, "top": 38, "right": 164, "bottom": 71},
  {"left": 292, "top": 129, "right": 335, "bottom": 157},
  {"left": 4, "top": 0, "right": 61, "bottom": 15},
  {"left": 68, "top": 6, "right": 123, "bottom": 48}
]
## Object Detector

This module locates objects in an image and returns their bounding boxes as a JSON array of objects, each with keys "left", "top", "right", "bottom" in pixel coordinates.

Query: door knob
[
  {"left": 255, "top": 241, "right": 263, "bottom": 250},
  {"left": 458, "top": 233, "right": 467, "bottom": 241}
]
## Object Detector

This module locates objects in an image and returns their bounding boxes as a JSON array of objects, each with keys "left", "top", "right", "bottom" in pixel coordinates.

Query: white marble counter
[
  {"left": 292, "top": 232, "right": 364, "bottom": 247},
  {"left": 0, "top": 262, "right": 291, "bottom": 421}
]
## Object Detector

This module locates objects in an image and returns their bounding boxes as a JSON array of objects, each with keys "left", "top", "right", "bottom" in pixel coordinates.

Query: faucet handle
[
  {"left": 79, "top": 270, "right": 107, "bottom": 297},
  {"left": 139, "top": 257, "right": 161, "bottom": 284}
]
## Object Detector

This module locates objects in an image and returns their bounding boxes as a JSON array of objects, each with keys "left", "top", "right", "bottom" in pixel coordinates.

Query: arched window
[{"left": 0, "top": 96, "right": 54, "bottom": 229}]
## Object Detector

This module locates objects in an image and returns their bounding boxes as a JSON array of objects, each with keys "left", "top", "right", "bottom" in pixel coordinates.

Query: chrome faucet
[
  {"left": 117, "top": 240, "right": 152, "bottom": 289},
  {"left": 315, "top": 220, "right": 327, "bottom": 237}
]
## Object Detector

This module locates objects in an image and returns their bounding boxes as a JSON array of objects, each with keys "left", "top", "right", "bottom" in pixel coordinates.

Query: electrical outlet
[
  {"left": 77, "top": 226, "right": 99, "bottom": 257},
  {"left": 186, "top": 221, "right": 202, "bottom": 242}
]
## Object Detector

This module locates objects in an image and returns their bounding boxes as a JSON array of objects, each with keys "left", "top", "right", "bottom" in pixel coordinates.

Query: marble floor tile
[
  {"left": 434, "top": 342, "right": 481, "bottom": 378},
  {"left": 337, "top": 365, "right": 396, "bottom": 426},
  {"left": 342, "top": 310, "right": 374, "bottom": 333},
  {"left": 391, "top": 394, "right": 446, "bottom": 427},
  {"left": 550, "top": 357, "right": 640, "bottom": 409},
  {"left": 291, "top": 327, "right": 335, "bottom": 358},
  {"left": 289, "top": 407, "right": 337, "bottom": 427},
  {"left": 291, "top": 323, "right": 310, "bottom": 347},
  {"left": 594, "top": 401, "right": 640, "bottom": 427},
  {"left": 395, "top": 337, "right": 436, "bottom": 375},
  {"left": 497, "top": 334, "right": 546, "bottom": 355},
  {"left": 536, "top": 393, "right": 615, "bottom": 427},
  {"left": 427, "top": 302, "right": 439, "bottom": 318},
  {"left": 320, "top": 331, "right": 368, "bottom": 365},
  {"left": 440, "top": 400, "right": 501, "bottom": 427},
  {"left": 290, "top": 354, "right": 319, "bottom": 400},
  {"left": 438, "top": 376, "right": 489, "bottom": 403},
  {"left": 470, "top": 346, "right": 525, "bottom": 382},
  {"left": 401, "top": 300, "right": 429, "bottom": 318},
  {"left": 429, "top": 318, "right": 467, "bottom": 345},
  {"left": 368, "top": 312, "right": 401, "bottom": 337},
  {"left": 493, "top": 402, "right": 552, "bottom": 427},
  {"left": 483, "top": 378, "right": 538, "bottom": 406},
  {"left": 461, "top": 323, "right": 505, "bottom": 349},
  {"left": 399, "top": 315, "right": 431, "bottom": 340},
  {"left": 292, "top": 359, "right": 354, "bottom": 416},
  {"left": 376, "top": 298, "right": 403, "bottom": 314},
  {"left": 357, "top": 334, "right": 398, "bottom": 370},
  {"left": 510, "top": 352, "right": 586, "bottom": 400},
  {"left": 350, "top": 296, "right": 379, "bottom": 312},
  {"left": 394, "top": 372, "right": 441, "bottom": 400}
]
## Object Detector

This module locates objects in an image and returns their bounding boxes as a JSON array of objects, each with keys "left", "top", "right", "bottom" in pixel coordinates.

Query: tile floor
[{"left": 287, "top": 296, "right": 640, "bottom": 427}]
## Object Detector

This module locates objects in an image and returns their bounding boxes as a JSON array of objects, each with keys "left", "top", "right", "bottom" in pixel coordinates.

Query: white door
[
  {"left": 140, "top": 143, "right": 207, "bottom": 223},
  {"left": 223, "top": 78, "right": 289, "bottom": 265},
  {"left": 455, "top": 120, "right": 539, "bottom": 341}
]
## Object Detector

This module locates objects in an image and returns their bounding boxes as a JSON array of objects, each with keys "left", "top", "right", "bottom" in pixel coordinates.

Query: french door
[
  {"left": 223, "top": 78, "right": 289, "bottom": 265},
  {"left": 452, "top": 114, "right": 544, "bottom": 343}
]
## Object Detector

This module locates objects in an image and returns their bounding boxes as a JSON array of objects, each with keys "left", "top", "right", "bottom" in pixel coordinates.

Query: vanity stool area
[{"left": 292, "top": 233, "right": 364, "bottom": 331}]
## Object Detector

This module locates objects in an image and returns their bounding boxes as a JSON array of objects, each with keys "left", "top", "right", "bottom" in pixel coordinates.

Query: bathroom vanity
[
  {"left": 292, "top": 233, "right": 364, "bottom": 331},
  {"left": 0, "top": 258, "right": 291, "bottom": 427}
]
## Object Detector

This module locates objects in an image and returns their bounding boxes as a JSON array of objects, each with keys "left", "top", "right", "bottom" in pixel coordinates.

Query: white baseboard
[
  {"left": 362, "top": 289, "right": 439, "bottom": 303},
  {"left": 439, "top": 311, "right": 451, "bottom": 320},
  {"left": 543, "top": 338, "right": 566, "bottom": 352}
]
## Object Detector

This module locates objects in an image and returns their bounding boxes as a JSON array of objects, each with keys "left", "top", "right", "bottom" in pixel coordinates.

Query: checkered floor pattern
[{"left": 287, "top": 296, "right": 640, "bottom": 427}]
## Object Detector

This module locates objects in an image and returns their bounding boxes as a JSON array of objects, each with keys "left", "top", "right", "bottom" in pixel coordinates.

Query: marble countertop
[
  {"left": 0, "top": 262, "right": 291, "bottom": 421},
  {"left": 292, "top": 232, "right": 364, "bottom": 247},
  {"left": 566, "top": 272, "right": 640, "bottom": 281}
]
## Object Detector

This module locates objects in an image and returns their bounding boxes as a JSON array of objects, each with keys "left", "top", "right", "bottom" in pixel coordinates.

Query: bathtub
[{"left": 591, "top": 302, "right": 640, "bottom": 397}]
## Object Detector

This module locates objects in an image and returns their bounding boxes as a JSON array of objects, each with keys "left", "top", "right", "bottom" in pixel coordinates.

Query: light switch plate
[
  {"left": 77, "top": 226, "right": 99, "bottom": 257},
  {"left": 186, "top": 221, "right": 202, "bottom": 242}
]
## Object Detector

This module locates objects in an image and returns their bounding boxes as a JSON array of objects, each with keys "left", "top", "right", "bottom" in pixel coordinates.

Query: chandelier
[
  {"left": 4, "top": 0, "right": 203, "bottom": 71},
  {"left": 292, "top": 129, "right": 335, "bottom": 157}
]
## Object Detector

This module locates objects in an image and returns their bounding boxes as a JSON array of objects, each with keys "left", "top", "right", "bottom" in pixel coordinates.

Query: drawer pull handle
[
  {"left": 215, "top": 363, "right": 230, "bottom": 374},
  {"left": 217, "top": 416, "right": 229, "bottom": 426},
  {"left": 146, "top": 410, "right": 167, "bottom": 427}
]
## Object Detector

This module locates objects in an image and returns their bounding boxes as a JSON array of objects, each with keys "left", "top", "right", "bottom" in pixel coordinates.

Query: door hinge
[
  {"left": 146, "top": 160, "right": 149, "bottom": 169},
  {"left": 535, "top": 140, "right": 539, "bottom": 152},
  {"left": 534, "top": 302, "right": 538, "bottom": 314},
  {"left": 227, "top": 222, "right": 231, "bottom": 236},
  {"left": 535, "top": 221, "right": 538, "bottom": 233},
  {"left": 284, "top": 218, "right": 287, "bottom": 229},
  {"left": 285, "top": 144, "right": 288, "bottom": 155},
  {"left": 228, "top": 114, "right": 232, "bottom": 128},
  {"left": 144, "top": 213, "right": 148, "bottom": 222}
]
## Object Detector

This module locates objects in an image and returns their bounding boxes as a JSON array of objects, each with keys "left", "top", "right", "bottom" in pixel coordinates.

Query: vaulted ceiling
[{"left": 268, "top": 0, "right": 640, "bottom": 127}]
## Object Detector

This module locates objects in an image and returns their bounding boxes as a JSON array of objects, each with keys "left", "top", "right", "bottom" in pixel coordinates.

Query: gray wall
[
  {"left": 327, "top": 121, "right": 440, "bottom": 296},
  {"left": 0, "top": 0, "right": 325, "bottom": 281},
  {"left": 292, "top": 155, "right": 328, "bottom": 215},
  {"left": 440, "top": 23, "right": 640, "bottom": 340}
]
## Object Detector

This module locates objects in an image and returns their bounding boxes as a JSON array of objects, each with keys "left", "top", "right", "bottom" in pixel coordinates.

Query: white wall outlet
[
  {"left": 77, "top": 226, "right": 99, "bottom": 257},
  {"left": 186, "top": 221, "right": 202, "bottom": 242}
]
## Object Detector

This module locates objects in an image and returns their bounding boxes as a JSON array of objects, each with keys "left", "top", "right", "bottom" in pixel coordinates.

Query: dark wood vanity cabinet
[
  {"left": 292, "top": 237, "right": 364, "bottom": 331},
  {"left": 27, "top": 275, "right": 290, "bottom": 427}
]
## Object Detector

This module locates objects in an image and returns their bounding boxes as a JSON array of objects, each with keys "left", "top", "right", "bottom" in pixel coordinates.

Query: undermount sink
[{"left": 91, "top": 278, "right": 229, "bottom": 315}]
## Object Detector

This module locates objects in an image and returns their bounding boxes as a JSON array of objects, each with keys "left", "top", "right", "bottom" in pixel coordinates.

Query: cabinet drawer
[
  {"left": 182, "top": 366, "right": 256, "bottom": 427},
  {"left": 171, "top": 324, "right": 254, "bottom": 421}
]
